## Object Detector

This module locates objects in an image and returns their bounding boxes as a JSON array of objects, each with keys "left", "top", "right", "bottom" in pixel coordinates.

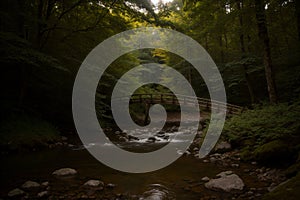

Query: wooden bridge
[{"left": 113, "top": 93, "right": 243, "bottom": 116}]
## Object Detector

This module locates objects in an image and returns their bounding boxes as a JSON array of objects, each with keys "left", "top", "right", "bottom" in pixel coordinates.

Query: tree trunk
[
  {"left": 254, "top": 0, "right": 278, "bottom": 104},
  {"left": 36, "top": 0, "right": 45, "bottom": 48},
  {"left": 16, "top": 0, "right": 25, "bottom": 38},
  {"left": 295, "top": 0, "right": 300, "bottom": 41},
  {"left": 224, "top": 33, "right": 228, "bottom": 50},
  {"left": 237, "top": 0, "right": 256, "bottom": 104},
  {"left": 243, "top": 65, "right": 256, "bottom": 103},
  {"left": 219, "top": 35, "right": 224, "bottom": 63},
  {"left": 205, "top": 33, "right": 209, "bottom": 50},
  {"left": 247, "top": 35, "right": 251, "bottom": 52},
  {"left": 144, "top": 103, "right": 150, "bottom": 125}
]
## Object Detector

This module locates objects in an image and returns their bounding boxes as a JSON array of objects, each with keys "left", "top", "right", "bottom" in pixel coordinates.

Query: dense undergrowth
[
  {"left": 0, "top": 114, "right": 60, "bottom": 152},
  {"left": 223, "top": 101, "right": 300, "bottom": 167}
]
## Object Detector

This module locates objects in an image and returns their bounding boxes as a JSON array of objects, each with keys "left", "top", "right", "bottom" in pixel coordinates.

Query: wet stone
[
  {"left": 106, "top": 183, "right": 116, "bottom": 188},
  {"left": 231, "top": 164, "right": 239, "bottom": 168},
  {"left": 52, "top": 168, "right": 77, "bottom": 176},
  {"left": 205, "top": 173, "right": 244, "bottom": 192},
  {"left": 201, "top": 177, "right": 210, "bottom": 182},
  {"left": 37, "top": 191, "right": 49, "bottom": 198},
  {"left": 8, "top": 188, "right": 25, "bottom": 197},
  {"left": 21, "top": 181, "right": 40, "bottom": 189},
  {"left": 41, "top": 181, "right": 49, "bottom": 187},
  {"left": 83, "top": 180, "right": 104, "bottom": 187}
]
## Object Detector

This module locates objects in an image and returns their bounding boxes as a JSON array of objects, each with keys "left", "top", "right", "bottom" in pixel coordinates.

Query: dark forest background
[{"left": 0, "top": 1, "right": 300, "bottom": 194}]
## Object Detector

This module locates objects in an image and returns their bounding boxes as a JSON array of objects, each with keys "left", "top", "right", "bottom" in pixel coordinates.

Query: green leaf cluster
[{"left": 223, "top": 102, "right": 300, "bottom": 165}]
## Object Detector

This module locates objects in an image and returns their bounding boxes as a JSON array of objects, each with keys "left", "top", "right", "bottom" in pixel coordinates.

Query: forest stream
[
  {"left": 1, "top": 0, "right": 299, "bottom": 199},
  {"left": 0, "top": 125, "right": 283, "bottom": 200}
]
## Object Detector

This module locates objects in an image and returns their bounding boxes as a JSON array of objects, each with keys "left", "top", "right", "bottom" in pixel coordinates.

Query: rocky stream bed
[{"left": 0, "top": 126, "right": 289, "bottom": 200}]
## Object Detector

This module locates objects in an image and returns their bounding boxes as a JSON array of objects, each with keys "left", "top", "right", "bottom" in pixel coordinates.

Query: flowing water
[{"left": 0, "top": 128, "right": 267, "bottom": 199}]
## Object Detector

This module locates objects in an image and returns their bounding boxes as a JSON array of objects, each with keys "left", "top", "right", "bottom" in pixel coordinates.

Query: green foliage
[
  {"left": 274, "top": 50, "right": 300, "bottom": 101},
  {"left": 0, "top": 32, "right": 66, "bottom": 71},
  {"left": 0, "top": 0, "right": 299, "bottom": 143},
  {"left": 222, "top": 55, "right": 265, "bottom": 104},
  {"left": 223, "top": 102, "right": 300, "bottom": 165},
  {"left": 0, "top": 31, "right": 72, "bottom": 124},
  {"left": 0, "top": 114, "right": 60, "bottom": 152}
]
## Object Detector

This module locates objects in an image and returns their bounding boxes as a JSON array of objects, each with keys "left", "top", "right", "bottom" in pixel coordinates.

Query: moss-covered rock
[
  {"left": 285, "top": 153, "right": 300, "bottom": 178},
  {"left": 254, "top": 140, "right": 296, "bottom": 166},
  {"left": 240, "top": 148, "right": 254, "bottom": 161}
]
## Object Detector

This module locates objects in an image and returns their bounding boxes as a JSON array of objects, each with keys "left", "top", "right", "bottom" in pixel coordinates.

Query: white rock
[
  {"left": 141, "top": 188, "right": 167, "bottom": 200},
  {"left": 209, "top": 157, "right": 218, "bottom": 163},
  {"left": 231, "top": 164, "right": 240, "bottom": 168},
  {"left": 37, "top": 191, "right": 49, "bottom": 198},
  {"left": 193, "top": 147, "right": 199, "bottom": 151},
  {"left": 56, "top": 142, "right": 63, "bottom": 146},
  {"left": 8, "top": 188, "right": 25, "bottom": 197},
  {"left": 216, "top": 171, "right": 233, "bottom": 177},
  {"left": 205, "top": 173, "right": 244, "bottom": 192},
  {"left": 201, "top": 176, "right": 210, "bottom": 182},
  {"left": 41, "top": 181, "right": 49, "bottom": 187},
  {"left": 83, "top": 180, "right": 103, "bottom": 187},
  {"left": 107, "top": 183, "right": 116, "bottom": 188},
  {"left": 214, "top": 141, "right": 231, "bottom": 151},
  {"left": 176, "top": 150, "right": 184, "bottom": 155},
  {"left": 52, "top": 168, "right": 77, "bottom": 176},
  {"left": 21, "top": 181, "right": 40, "bottom": 189}
]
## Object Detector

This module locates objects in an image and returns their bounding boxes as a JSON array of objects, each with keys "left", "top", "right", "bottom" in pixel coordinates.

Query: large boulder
[
  {"left": 205, "top": 172, "right": 244, "bottom": 192},
  {"left": 52, "top": 168, "right": 77, "bottom": 176}
]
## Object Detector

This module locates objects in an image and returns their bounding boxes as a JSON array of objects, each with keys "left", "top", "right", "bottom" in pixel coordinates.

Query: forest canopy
[{"left": 0, "top": 0, "right": 299, "bottom": 125}]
